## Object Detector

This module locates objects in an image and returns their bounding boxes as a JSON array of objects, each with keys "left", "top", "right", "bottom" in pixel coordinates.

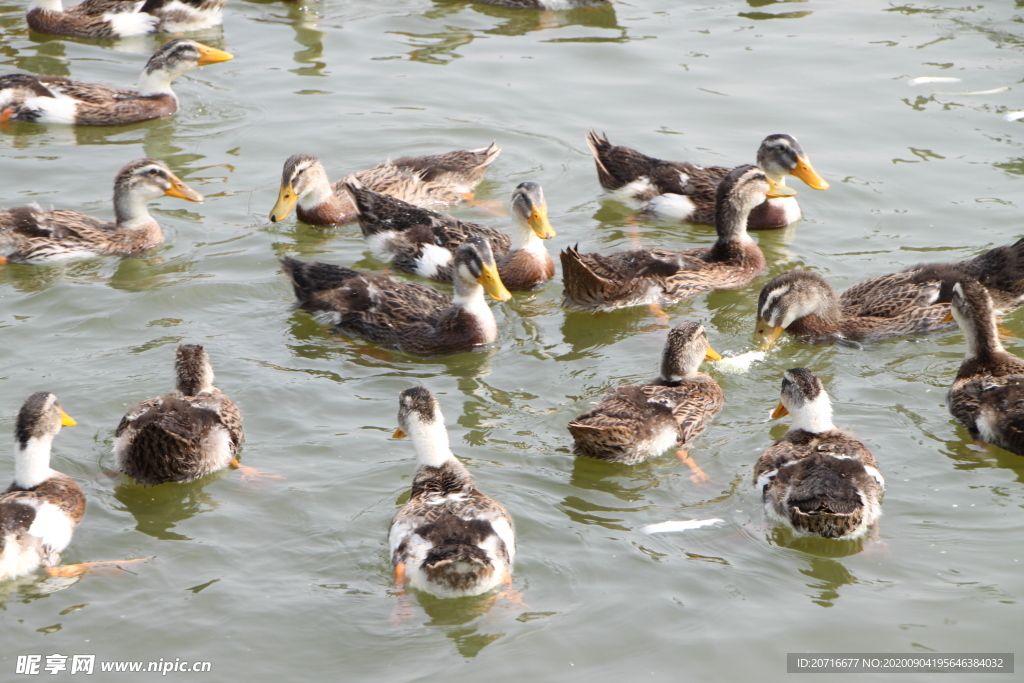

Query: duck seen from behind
[
  {"left": 568, "top": 321, "right": 723, "bottom": 481},
  {"left": 946, "top": 279, "right": 1024, "bottom": 456},
  {"left": 26, "top": 0, "right": 225, "bottom": 38},
  {"left": 561, "top": 164, "right": 795, "bottom": 313},
  {"left": 0, "top": 392, "right": 81, "bottom": 581},
  {"left": 280, "top": 237, "right": 512, "bottom": 356},
  {"left": 115, "top": 344, "right": 248, "bottom": 485},
  {"left": 350, "top": 179, "right": 556, "bottom": 290},
  {"left": 586, "top": 130, "right": 828, "bottom": 229},
  {"left": 0, "top": 39, "right": 233, "bottom": 126},
  {"left": 0, "top": 158, "right": 202, "bottom": 264},
  {"left": 389, "top": 386, "right": 515, "bottom": 598},
  {"left": 268, "top": 143, "right": 501, "bottom": 227},
  {"left": 754, "top": 368, "right": 884, "bottom": 540},
  {"left": 756, "top": 238, "right": 1024, "bottom": 346}
]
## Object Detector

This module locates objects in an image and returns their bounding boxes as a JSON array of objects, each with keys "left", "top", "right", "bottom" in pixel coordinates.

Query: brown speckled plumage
[
  {"left": 269, "top": 144, "right": 501, "bottom": 227},
  {"left": 0, "top": 159, "right": 202, "bottom": 263},
  {"left": 561, "top": 165, "right": 782, "bottom": 312},
  {"left": 26, "top": 0, "right": 224, "bottom": 38},
  {"left": 349, "top": 180, "right": 555, "bottom": 290},
  {"left": 757, "top": 239, "right": 1024, "bottom": 344},
  {"left": 586, "top": 130, "right": 827, "bottom": 230},
  {"left": 569, "top": 321, "right": 723, "bottom": 464},
  {"left": 115, "top": 345, "right": 243, "bottom": 485},
  {"left": 754, "top": 369, "right": 883, "bottom": 540}
]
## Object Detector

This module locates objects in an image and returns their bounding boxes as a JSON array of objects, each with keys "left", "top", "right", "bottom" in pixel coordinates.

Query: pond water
[{"left": 1, "top": 0, "right": 1022, "bottom": 681}]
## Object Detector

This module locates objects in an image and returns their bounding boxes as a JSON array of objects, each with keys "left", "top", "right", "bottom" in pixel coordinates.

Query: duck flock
[{"left": 1, "top": 0, "right": 1022, "bottom": 608}]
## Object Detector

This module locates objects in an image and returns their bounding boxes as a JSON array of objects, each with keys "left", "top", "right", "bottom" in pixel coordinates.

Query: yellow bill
[
  {"left": 528, "top": 204, "right": 556, "bottom": 239},
  {"left": 164, "top": 173, "right": 204, "bottom": 203},
  {"left": 270, "top": 183, "right": 297, "bottom": 222},
  {"left": 791, "top": 155, "right": 829, "bottom": 191},
  {"left": 479, "top": 262, "right": 512, "bottom": 302},
  {"left": 755, "top": 318, "right": 785, "bottom": 349},
  {"left": 392, "top": 427, "right": 406, "bottom": 439},
  {"left": 59, "top": 407, "right": 77, "bottom": 427},
  {"left": 704, "top": 344, "right": 722, "bottom": 362},
  {"left": 765, "top": 177, "right": 797, "bottom": 199},
  {"left": 771, "top": 401, "right": 789, "bottom": 419},
  {"left": 195, "top": 43, "right": 235, "bottom": 66}
]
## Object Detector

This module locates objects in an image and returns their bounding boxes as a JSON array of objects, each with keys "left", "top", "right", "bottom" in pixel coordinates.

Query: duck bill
[
  {"left": 528, "top": 205, "right": 556, "bottom": 239},
  {"left": 479, "top": 262, "right": 512, "bottom": 302},
  {"left": 771, "top": 401, "right": 789, "bottom": 419},
  {"left": 59, "top": 407, "right": 77, "bottom": 427},
  {"left": 270, "top": 184, "right": 297, "bottom": 222},
  {"left": 755, "top": 318, "right": 784, "bottom": 349},
  {"left": 392, "top": 428, "right": 406, "bottom": 439},
  {"left": 765, "top": 177, "right": 797, "bottom": 199},
  {"left": 704, "top": 344, "right": 722, "bottom": 362},
  {"left": 791, "top": 155, "right": 829, "bottom": 190},
  {"left": 164, "top": 174, "right": 204, "bottom": 203},
  {"left": 195, "top": 44, "right": 235, "bottom": 66}
]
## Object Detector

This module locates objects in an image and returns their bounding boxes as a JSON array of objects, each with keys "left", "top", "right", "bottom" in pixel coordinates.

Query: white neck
[
  {"left": 510, "top": 215, "right": 545, "bottom": 254},
  {"left": 29, "top": 0, "right": 63, "bottom": 10},
  {"left": 137, "top": 70, "right": 180, "bottom": 98},
  {"left": 115, "top": 190, "right": 158, "bottom": 229},
  {"left": 407, "top": 418, "right": 454, "bottom": 468},
  {"left": 298, "top": 175, "right": 334, "bottom": 210},
  {"left": 15, "top": 436, "right": 56, "bottom": 490},
  {"left": 790, "top": 394, "right": 835, "bottom": 434}
]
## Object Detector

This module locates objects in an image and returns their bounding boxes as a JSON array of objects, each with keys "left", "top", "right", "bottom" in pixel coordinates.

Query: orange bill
[
  {"left": 791, "top": 155, "right": 829, "bottom": 190},
  {"left": 164, "top": 172, "right": 204, "bottom": 203},
  {"left": 195, "top": 43, "right": 234, "bottom": 66},
  {"left": 771, "top": 401, "right": 789, "bottom": 419}
]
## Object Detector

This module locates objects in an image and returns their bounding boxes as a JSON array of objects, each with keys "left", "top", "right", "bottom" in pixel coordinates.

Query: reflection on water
[
  {"left": 112, "top": 476, "right": 225, "bottom": 541},
  {"left": 798, "top": 556, "right": 857, "bottom": 607},
  {"left": 395, "top": 590, "right": 535, "bottom": 658}
]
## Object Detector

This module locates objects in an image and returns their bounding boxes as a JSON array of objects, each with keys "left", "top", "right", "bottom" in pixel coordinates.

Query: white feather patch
[
  {"left": 640, "top": 519, "right": 724, "bottom": 534},
  {"left": 23, "top": 96, "right": 78, "bottom": 124},
  {"left": 412, "top": 244, "right": 453, "bottom": 279},
  {"left": 646, "top": 193, "right": 697, "bottom": 219},
  {"left": 27, "top": 501, "right": 76, "bottom": 553},
  {"left": 105, "top": 11, "right": 158, "bottom": 36}
]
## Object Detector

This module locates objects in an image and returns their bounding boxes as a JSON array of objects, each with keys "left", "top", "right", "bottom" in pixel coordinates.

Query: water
[{"left": 1, "top": 0, "right": 1023, "bottom": 680}]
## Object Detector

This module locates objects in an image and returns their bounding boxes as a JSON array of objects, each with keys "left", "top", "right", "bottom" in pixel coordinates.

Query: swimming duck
[
  {"left": 0, "top": 39, "right": 233, "bottom": 126},
  {"left": 946, "top": 279, "right": 1024, "bottom": 456},
  {"left": 114, "top": 344, "right": 244, "bottom": 484},
  {"left": 756, "top": 238, "right": 1024, "bottom": 346},
  {"left": 561, "top": 165, "right": 794, "bottom": 312},
  {"left": 268, "top": 143, "right": 501, "bottom": 227},
  {"left": 280, "top": 237, "right": 512, "bottom": 356},
  {"left": 349, "top": 180, "right": 556, "bottom": 290},
  {"left": 754, "top": 368, "right": 884, "bottom": 540},
  {"left": 0, "top": 158, "right": 202, "bottom": 264},
  {"left": 568, "top": 321, "right": 723, "bottom": 477},
  {"left": 390, "top": 386, "right": 515, "bottom": 598},
  {"left": 0, "top": 392, "right": 82, "bottom": 581},
  {"left": 26, "top": 0, "right": 225, "bottom": 38},
  {"left": 586, "top": 130, "right": 828, "bottom": 229}
]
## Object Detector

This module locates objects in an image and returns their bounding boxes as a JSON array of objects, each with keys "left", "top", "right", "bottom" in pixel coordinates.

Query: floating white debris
[
  {"left": 935, "top": 86, "right": 1010, "bottom": 96},
  {"left": 640, "top": 518, "right": 724, "bottom": 534},
  {"left": 908, "top": 76, "right": 961, "bottom": 86},
  {"left": 1004, "top": 111, "right": 1024, "bottom": 122},
  {"left": 714, "top": 351, "right": 766, "bottom": 374}
]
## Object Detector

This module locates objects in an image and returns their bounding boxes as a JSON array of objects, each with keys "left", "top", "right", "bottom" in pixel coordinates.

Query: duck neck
[
  {"left": 14, "top": 436, "right": 55, "bottom": 490},
  {"left": 510, "top": 215, "right": 544, "bottom": 254},
  {"left": 452, "top": 277, "right": 489, "bottom": 318},
  {"left": 114, "top": 188, "right": 158, "bottom": 231},
  {"left": 298, "top": 176, "right": 340, "bottom": 215},
  {"left": 137, "top": 69, "right": 180, "bottom": 98},
  {"left": 963, "top": 314, "right": 1003, "bottom": 361},
  {"left": 790, "top": 395, "right": 835, "bottom": 435},
  {"left": 708, "top": 197, "right": 756, "bottom": 260},
  {"left": 408, "top": 418, "right": 455, "bottom": 469}
]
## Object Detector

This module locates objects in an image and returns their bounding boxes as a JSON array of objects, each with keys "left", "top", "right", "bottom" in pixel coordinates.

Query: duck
[
  {"left": 568, "top": 321, "right": 723, "bottom": 477},
  {"left": 268, "top": 143, "right": 501, "bottom": 227},
  {"left": 390, "top": 386, "right": 514, "bottom": 598},
  {"left": 946, "top": 279, "right": 1024, "bottom": 456},
  {"left": 586, "top": 130, "right": 828, "bottom": 229},
  {"left": 754, "top": 368, "right": 884, "bottom": 540},
  {"left": 0, "top": 392, "right": 82, "bottom": 581},
  {"left": 349, "top": 179, "right": 556, "bottom": 290},
  {"left": 26, "top": 0, "right": 225, "bottom": 38},
  {"left": 561, "top": 164, "right": 794, "bottom": 312},
  {"left": 280, "top": 237, "right": 512, "bottom": 356},
  {"left": 0, "top": 39, "right": 233, "bottom": 126},
  {"left": 756, "top": 238, "right": 1024, "bottom": 346},
  {"left": 0, "top": 158, "right": 203, "bottom": 264},
  {"left": 114, "top": 344, "right": 245, "bottom": 485}
]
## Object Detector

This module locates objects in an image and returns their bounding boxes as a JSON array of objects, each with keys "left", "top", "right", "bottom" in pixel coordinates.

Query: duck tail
[
  {"left": 279, "top": 257, "right": 358, "bottom": 300},
  {"left": 585, "top": 128, "right": 617, "bottom": 188},
  {"left": 560, "top": 245, "right": 615, "bottom": 310}
]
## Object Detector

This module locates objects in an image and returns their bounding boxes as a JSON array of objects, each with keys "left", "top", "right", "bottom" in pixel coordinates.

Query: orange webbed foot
[
  {"left": 648, "top": 302, "right": 670, "bottom": 327},
  {"left": 229, "top": 459, "right": 285, "bottom": 481},
  {"left": 46, "top": 558, "right": 149, "bottom": 578},
  {"left": 461, "top": 193, "right": 506, "bottom": 217},
  {"left": 675, "top": 449, "right": 713, "bottom": 485},
  {"left": 0, "top": 108, "right": 14, "bottom": 125}
]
